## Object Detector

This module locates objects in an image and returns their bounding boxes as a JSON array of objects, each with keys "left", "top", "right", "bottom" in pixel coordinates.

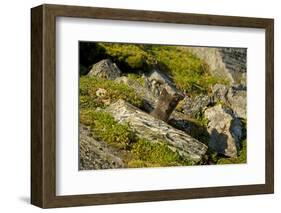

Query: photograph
[{"left": 78, "top": 42, "right": 247, "bottom": 170}]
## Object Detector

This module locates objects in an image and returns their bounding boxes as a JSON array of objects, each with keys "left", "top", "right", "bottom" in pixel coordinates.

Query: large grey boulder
[
  {"left": 106, "top": 99, "right": 208, "bottom": 163},
  {"left": 79, "top": 124, "right": 124, "bottom": 170},
  {"left": 88, "top": 59, "right": 121, "bottom": 80},
  {"left": 187, "top": 47, "right": 247, "bottom": 86},
  {"left": 212, "top": 84, "right": 246, "bottom": 119},
  {"left": 186, "top": 47, "right": 234, "bottom": 84},
  {"left": 227, "top": 86, "right": 247, "bottom": 119},
  {"left": 204, "top": 104, "right": 243, "bottom": 157}
]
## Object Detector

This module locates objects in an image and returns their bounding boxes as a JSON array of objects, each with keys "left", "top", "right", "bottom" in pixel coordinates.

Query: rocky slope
[
  {"left": 79, "top": 44, "right": 247, "bottom": 169},
  {"left": 79, "top": 124, "right": 125, "bottom": 170}
]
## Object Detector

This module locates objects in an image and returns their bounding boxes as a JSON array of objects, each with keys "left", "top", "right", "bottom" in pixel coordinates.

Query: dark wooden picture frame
[{"left": 31, "top": 4, "right": 274, "bottom": 208}]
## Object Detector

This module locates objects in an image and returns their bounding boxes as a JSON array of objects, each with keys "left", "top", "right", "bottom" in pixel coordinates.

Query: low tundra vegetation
[
  {"left": 79, "top": 42, "right": 229, "bottom": 96},
  {"left": 80, "top": 109, "right": 194, "bottom": 167},
  {"left": 79, "top": 73, "right": 195, "bottom": 167},
  {"left": 80, "top": 109, "right": 135, "bottom": 149},
  {"left": 79, "top": 42, "right": 247, "bottom": 168},
  {"left": 80, "top": 76, "right": 143, "bottom": 109},
  {"left": 126, "top": 73, "right": 145, "bottom": 86}
]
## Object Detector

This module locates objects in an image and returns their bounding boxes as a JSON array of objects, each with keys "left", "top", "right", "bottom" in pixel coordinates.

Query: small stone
[{"left": 96, "top": 88, "right": 107, "bottom": 97}]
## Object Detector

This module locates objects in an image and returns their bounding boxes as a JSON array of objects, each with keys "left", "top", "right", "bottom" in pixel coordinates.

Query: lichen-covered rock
[
  {"left": 212, "top": 84, "right": 229, "bottom": 102},
  {"left": 182, "top": 95, "right": 213, "bottom": 118},
  {"left": 204, "top": 104, "right": 243, "bottom": 157},
  {"left": 181, "top": 83, "right": 246, "bottom": 119},
  {"left": 106, "top": 99, "right": 208, "bottom": 163},
  {"left": 212, "top": 84, "right": 246, "bottom": 119},
  {"left": 115, "top": 76, "right": 156, "bottom": 112},
  {"left": 79, "top": 124, "right": 124, "bottom": 170},
  {"left": 227, "top": 86, "right": 247, "bottom": 119},
  {"left": 88, "top": 59, "right": 121, "bottom": 80}
]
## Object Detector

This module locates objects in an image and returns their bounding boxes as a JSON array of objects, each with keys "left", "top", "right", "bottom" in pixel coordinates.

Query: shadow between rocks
[
  {"left": 168, "top": 118, "right": 210, "bottom": 145},
  {"left": 209, "top": 128, "right": 228, "bottom": 154}
]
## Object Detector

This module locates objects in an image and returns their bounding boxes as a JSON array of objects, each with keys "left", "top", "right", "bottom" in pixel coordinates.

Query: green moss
[
  {"left": 80, "top": 109, "right": 137, "bottom": 149},
  {"left": 81, "top": 43, "right": 229, "bottom": 95},
  {"left": 148, "top": 46, "right": 229, "bottom": 94},
  {"left": 175, "top": 99, "right": 185, "bottom": 113},
  {"left": 129, "top": 138, "right": 193, "bottom": 167},
  {"left": 80, "top": 76, "right": 143, "bottom": 109},
  {"left": 127, "top": 73, "right": 145, "bottom": 86},
  {"left": 195, "top": 110, "right": 209, "bottom": 127},
  {"left": 127, "top": 160, "right": 157, "bottom": 168},
  {"left": 99, "top": 43, "right": 154, "bottom": 71},
  {"left": 80, "top": 108, "right": 194, "bottom": 167}
]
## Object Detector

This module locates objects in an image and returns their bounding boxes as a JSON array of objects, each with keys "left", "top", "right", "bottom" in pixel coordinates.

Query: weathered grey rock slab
[
  {"left": 204, "top": 104, "right": 243, "bottom": 157},
  {"left": 106, "top": 99, "right": 208, "bottom": 163},
  {"left": 212, "top": 84, "right": 246, "bottom": 119},
  {"left": 79, "top": 124, "right": 124, "bottom": 170},
  {"left": 227, "top": 86, "right": 247, "bottom": 119},
  {"left": 88, "top": 59, "right": 121, "bottom": 80}
]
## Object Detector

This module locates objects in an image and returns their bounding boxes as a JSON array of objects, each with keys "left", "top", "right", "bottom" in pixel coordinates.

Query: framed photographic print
[{"left": 31, "top": 4, "right": 274, "bottom": 208}]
